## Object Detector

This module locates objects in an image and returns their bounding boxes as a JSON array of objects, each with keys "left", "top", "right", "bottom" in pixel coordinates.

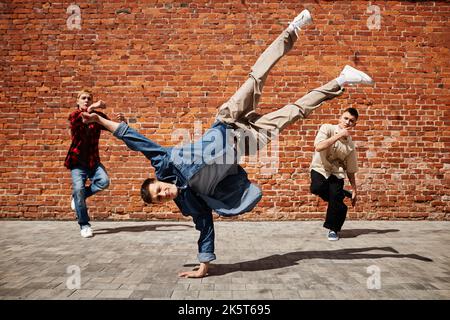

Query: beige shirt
[{"left": 310, "top": 124, "right": 358, "bottom": 179}]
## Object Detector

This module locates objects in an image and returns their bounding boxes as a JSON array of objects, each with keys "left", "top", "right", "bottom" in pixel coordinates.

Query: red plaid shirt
[{"left": 64, "top": 109, "right": 108, "bottom": 170}]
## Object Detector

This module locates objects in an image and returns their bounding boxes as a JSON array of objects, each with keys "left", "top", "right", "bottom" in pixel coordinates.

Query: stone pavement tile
[
  {"left": 432, "top": 290, "right": 450, "bottom": 299},
  {"left": 213, "top": 283, "right": 233, "bottom": 291},
  {"left": 0, "top": 279, "right": 33, "bottom": 290},
  {"left": 390, "top": 289, "right": 435, "bottom": 299},
  {"left": 229, "top": 284, "right": 247, "bottom": 290},
  {"left": 1, "top": 220, "right": 449, "bottom": 300},
  {"left": 198, "top": 290, "right": 233, "bottom": 299},
  {"left": 172, "top": 283, "right": 190, "bottom": 291},
  {"left": 129, "top": 288, "right": 172, "bottom": 299},
  {"left": 372, "top": 290, "right": 402, "bottom": 299},
  {"left": 187, "top": 283, "right": 214, "bottom": 291},
  {"left": 69, "top": 289, "right": 101, "bottom": 299},
  {"left": 231, "top": 277, "right": 252, "bottom": 284},
  {"left": 271, "top": 289, "right": 300, "bottom": 299},
  {"left": 326, "top": 290, "right": 364, "bottom": 300},
  {"left": 0, "top": 276, "right": 31, "bottom": 284},
  {"left": 22, "top": 282, "right": 60, "bottom": 290},
  {"left": 434, "top": 277, "right": 450, "bottom": 285},
  {"left": 201, "top": 277, "right": 232, "bottom": 285},
  {"left": 171, "top": 290, "right": 199, "bottom": 299},
  {"left": 111, "top": 277, "right": 144, "bottom": 285},
  {"left": 119, "top": 283, "right": 152, "bottom": 290},
  {"left": 95, "top": 289, "right": 133, "bottom": 299},
  {"left": 322, "top": 290, "right": 354, "bottom": 300},
  {"left": 150, "top": 283, "right": 176, "bottom": 292},
  {"left": 415, "top": 289, "right": 450, "bottom": 299},
  {"left": 232, "top": 290, "right": 273, "bottom": 300},
  {"left": 245, "top": 283, "right": 287, "bottom": 291},
  {"left": 26, "top": 289, "right": 74, "bottom": 299},
  {"left": 341, "top": 289, "right": 377, "bottom": 300},
  {"left": 298, "top": 290, "right": 336, "bottom": 300},
  {"left": 0, "top": 288, "right": 35, "bottom": 299},
  {"left": 145, "top": 275, "right": 179, "bottom": 285},
  {"left": 428, "top": 282, "right": 450, "bottom": 290},
  {"left": 81, "top": 281, "right": 122, "bottom": 290}
]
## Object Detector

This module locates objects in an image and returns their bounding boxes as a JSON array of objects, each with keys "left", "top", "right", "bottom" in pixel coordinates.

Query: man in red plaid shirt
[{"left": 64, "top": 89, "right": 124, "bottom": 238}]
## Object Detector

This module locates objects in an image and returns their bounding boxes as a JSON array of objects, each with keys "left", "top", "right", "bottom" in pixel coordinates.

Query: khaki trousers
[{"left": 216, "top": 28, "right": 344, "bottom": 155}]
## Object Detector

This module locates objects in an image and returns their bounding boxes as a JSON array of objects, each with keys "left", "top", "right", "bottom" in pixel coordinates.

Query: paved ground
[{"left": 0, "top": 220, "right": 449, "bottom": 300}]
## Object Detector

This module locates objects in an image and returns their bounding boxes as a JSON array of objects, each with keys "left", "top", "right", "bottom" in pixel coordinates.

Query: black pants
[{"left": 310, "top": 170, "right": 347, "bottom": 232}]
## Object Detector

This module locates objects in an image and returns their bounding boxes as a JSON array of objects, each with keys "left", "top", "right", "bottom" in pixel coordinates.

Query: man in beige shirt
[{"left": 310, "top": 107, "right": 361, "bottom": 241}]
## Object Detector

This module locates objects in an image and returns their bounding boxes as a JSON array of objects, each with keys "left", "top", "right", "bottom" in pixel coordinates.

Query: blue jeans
[{"left": 71, "top": 163, "right": 110, "bottom": 227}]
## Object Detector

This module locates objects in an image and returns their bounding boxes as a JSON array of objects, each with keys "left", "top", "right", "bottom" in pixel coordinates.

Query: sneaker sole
[{"left": 81, "top": 234, "right": 93, "bottom": 238}]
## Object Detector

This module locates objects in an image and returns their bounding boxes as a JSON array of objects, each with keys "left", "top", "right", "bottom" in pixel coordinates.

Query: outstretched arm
[
  {"left": 83, "top": 111, "right": 169, "bottom": 174},
  {"left": 82, "top": 112, "right": 119, "bottom": 132},
  {"left": 87, "top": 100, "right": 106, "bottom": 113},
  {"left": 177, "top": 212, "right": 215, "bottom": 278},
  {"left": 85, "top": 100, "right": 127, "bottom": 123}
]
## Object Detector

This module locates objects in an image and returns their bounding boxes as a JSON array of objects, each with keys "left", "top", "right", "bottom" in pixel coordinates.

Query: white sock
[{"left": 335, "top": 75, "right": 346, "bottom": 87}]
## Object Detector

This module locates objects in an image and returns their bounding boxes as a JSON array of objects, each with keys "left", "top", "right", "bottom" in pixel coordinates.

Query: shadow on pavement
[
  {"left": 94, "top": 223, "right": 193, "bottom": 235},
  {"left": 184, "top": 247, "right": 433, "bottom": 277},
  {"left": 339, "top": 229, "right": 400, "bottom": 238}
]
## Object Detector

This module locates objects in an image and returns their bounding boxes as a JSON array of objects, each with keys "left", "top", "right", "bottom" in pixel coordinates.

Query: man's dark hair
[
  {"left": 141, "top": 178, "right": 155, "bottom": 204},
  {"left": 344, "top": 107, "right": 359, "bottom": 120}
]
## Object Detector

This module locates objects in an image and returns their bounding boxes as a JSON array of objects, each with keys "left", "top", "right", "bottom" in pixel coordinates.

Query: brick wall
[{"left": 1, "top": 1, "right": 449, "bottom": 221}]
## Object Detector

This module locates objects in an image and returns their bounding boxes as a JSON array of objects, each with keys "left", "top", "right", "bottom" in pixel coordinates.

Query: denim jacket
[{"left": 113, "top": 121, "right": 262, "bottom": 263}]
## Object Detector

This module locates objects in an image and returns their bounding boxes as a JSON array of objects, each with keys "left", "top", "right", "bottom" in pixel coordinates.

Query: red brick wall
[{"left": 1, "top": 1, "right": 449, "bottom": 221}]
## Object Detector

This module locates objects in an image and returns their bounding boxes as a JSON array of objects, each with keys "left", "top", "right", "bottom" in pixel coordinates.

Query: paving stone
[
  {"left": 95, "top": 289, "right": 133, "bottom": 299},
  {"left": 69, "top": 289, "right": 101, "bottom": 299},
  {"left": 0, "top": 220, "right": 448, "bottom": 300}
]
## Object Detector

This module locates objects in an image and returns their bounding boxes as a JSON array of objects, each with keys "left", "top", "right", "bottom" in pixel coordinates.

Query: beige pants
[{"left": 216, "top": 28, "right": 344, "bottom": 155}]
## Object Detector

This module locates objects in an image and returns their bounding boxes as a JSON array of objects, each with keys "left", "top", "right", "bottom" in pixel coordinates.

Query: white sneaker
[
  {"left": 80, "top": 225, "right": 93, "bottom": 238},
  {"left": 288, "top": 9, "right": 313, "bottom": 36},
  {"left": 340, "top": 65, "right": 374, "bottom": 85},
  {"left": 70, "top": 197, "right": 75, "bottom": 211}
]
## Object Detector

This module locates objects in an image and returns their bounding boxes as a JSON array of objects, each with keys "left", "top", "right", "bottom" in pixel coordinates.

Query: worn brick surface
[{"left": 0, "top": 1, "right": 449, "bottom": 220}]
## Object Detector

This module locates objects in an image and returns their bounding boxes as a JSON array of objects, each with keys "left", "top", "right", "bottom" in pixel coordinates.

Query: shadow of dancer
[
  {"left": 184, "top": 247, "right": 432, "bottom": 277},
  {"left": 338, "top": 229, "right": 400, "bottom": 238},
  {"left": 94, "top": 223, "right": 193, "bottom": 235}
]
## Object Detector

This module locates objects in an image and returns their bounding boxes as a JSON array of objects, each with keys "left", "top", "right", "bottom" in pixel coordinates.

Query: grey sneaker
[
  {"left": 327, "top": 230, "right": 339, "bottom": 241},
  {"left": 288, "top": 9, "right": 313, "bottom": 36}
]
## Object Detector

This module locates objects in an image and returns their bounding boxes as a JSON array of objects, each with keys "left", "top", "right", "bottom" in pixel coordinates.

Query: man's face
[
  {"left": 77, "top": 93, "right": 92, "bottom": 111},
  {"left": 338, "top": 111, "right": 357, "bottom": 130},
  {"left": 148, "top": 181, "right": 179, "bottom": 203}
]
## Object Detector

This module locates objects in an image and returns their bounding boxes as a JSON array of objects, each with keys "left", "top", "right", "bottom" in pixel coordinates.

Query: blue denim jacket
[{"left": 113, "top": 121, "right": 262, "bottom": 263}]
